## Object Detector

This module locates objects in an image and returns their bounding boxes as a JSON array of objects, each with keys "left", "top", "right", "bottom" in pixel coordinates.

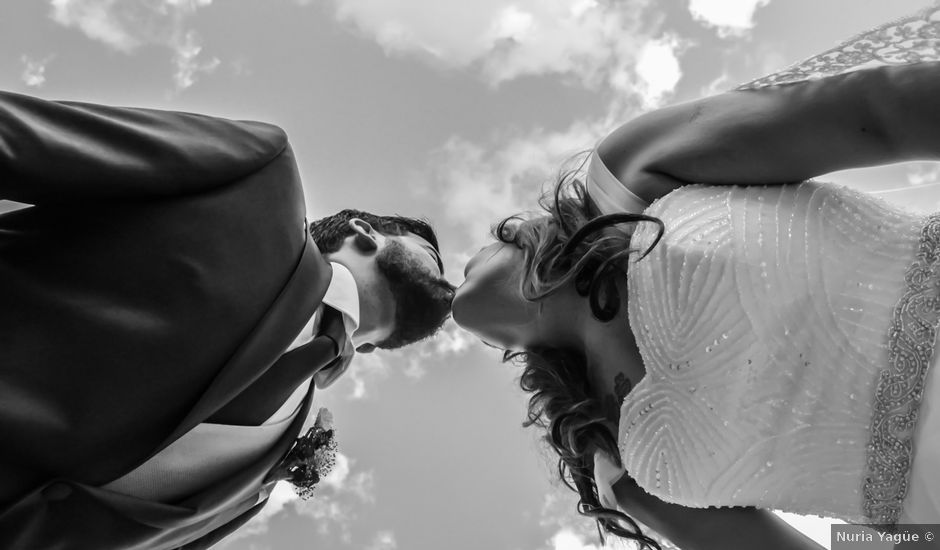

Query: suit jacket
[{"left": 0, "top": 90, "right": 338, "bottom": 549}]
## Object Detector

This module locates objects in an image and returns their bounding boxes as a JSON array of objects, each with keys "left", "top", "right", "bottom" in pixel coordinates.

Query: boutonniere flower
[{"left": 270, "top": 408, "right": 338, "bottom": 500}]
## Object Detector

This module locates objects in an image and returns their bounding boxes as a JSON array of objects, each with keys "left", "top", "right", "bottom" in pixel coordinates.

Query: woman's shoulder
[
  {"left": 587, "top": 147, "right": 685, "bottom": 215},
  {"left": 587, "top": 148, "right": 650, "bottom": 215}
]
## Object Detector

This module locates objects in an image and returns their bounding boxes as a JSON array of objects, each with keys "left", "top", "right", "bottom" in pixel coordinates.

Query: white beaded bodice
[{"left": 620, "top": 181, "right": 937, "bottom": 522}]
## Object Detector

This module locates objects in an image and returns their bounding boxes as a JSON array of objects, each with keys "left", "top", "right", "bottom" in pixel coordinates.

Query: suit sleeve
[{"left": 0, "top": 90, "right": 288, "bottom": 204}]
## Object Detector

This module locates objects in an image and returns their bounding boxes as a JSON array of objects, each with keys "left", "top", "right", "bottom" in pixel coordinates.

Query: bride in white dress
[{"left": 453, "top": 4, "right": 940, "bottom": 550}]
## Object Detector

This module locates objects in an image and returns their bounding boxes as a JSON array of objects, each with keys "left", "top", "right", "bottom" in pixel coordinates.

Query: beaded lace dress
[{"left": 589, "top": 3, "right": 940, "bottom": 527}]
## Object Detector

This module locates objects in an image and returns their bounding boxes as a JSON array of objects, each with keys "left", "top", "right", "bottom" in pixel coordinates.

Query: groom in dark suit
[{"left": 0, "top": 90, "right": 454, "bottom": 549}]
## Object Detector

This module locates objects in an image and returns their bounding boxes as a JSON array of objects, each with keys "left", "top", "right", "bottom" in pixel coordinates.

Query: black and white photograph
[{"left": 1, "top": 1, "right": 940, "bottom": 549}]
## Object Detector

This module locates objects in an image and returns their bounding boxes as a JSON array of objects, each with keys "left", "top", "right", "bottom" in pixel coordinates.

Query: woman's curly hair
[{"left": 496, "top": 154, "right": 665, "bottom": 548}]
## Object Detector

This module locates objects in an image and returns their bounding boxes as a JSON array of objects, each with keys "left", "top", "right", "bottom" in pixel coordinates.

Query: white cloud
[
  {"left": 335, "top": 323, "right": 474, "bottom": 388},
  {"left": 491, "top": 5, "right": 536, "bottom": 43},
  {"left": 290, "top": 452, "right": 377, "bottom": 504},
  {"left": 344, "top": 353, "right": 391, "bottom": 400},
  {"left": 257, "top": 481, "right": 300, "bottom": 522},
  {"left": 550, "top": 529, "right": 603, "bottom": 550},
  {"left": 48, "top": 0, "right": 218, "bottom": 91},
  {"left": 295, "top": 496, "right": 355, "bottom": 541},
  {"left": 634, "top": 34, "right": 685, "bottom": 108},
  {"left": 227, "top": 451, "right": 377, "bottom": 546},
  {"left": 320, "top": 450, "right": 352, "bottom": 489},
  {"left": 402, "top": 359, "right": 428, "bottom": 380},
  {"left": 293, "top": 461, "right": 376, "bottom": 543},
  {"left": 228, "top": 56, "right": 253, "bottom": 77},
  {"left": 20, "top": 55, "right": 54, "bottom": 87},
  {"left": 538, "top": 494, "right": 610, "bottom": 550},
  {"left": 321, "top": 0, "right": 671, "bottom": 95},
  {"left": 421, "top": 116, "right": 608, "bottom": 244},
  {"left": 220, "top": 481, "right": 300, "bottom": 544},
  {"left": 430, "top": 321, "right": 474, "bottom": 355},
  {"left": 537, "top": 490, "right": 677, "bottom": 550},
  {"left": 426, "top": 135, "right": 529, "bottom": 241},
  {"left": 688, "top": 0, "right": 772, "bottom": 37},
  {"left": 319, "top": 0, "right": 685, "bottom": 250},
  {"left": 365, "top": 530, "right": 398, "bottom": 550},
  {"left": 698, "top": 70, "right": 734, "bottom": 97},
  {"left": 413, "top": 79, "right": 675, "bottom": 257},
  {"left": 317, "top": 452, "right": 377, "bottom": 503},
  {"left": 171, "top": 29, "right": 221, "bottom": 91},
  {"left": 365, "top": 0, "right": 687, "bottom": 248},
  {"left": 907, "top": 163, "right": 940, "bottom": 186},
  {"left": 342, "top": 470, "right": 377, "bottom": 504},
  {"left": 396, "top": 322, "right": 476, "bottom": 380},
  {"left": 50, "top": 0, "right": 138, "bottom": 52},
  {"left": 865, "top": 164, "right": 940, "bottom": 214}
]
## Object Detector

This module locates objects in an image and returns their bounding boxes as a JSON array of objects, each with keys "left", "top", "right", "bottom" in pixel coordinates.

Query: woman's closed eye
[{"left": 481, "top": 340, "right": 504, "bottom": 351}]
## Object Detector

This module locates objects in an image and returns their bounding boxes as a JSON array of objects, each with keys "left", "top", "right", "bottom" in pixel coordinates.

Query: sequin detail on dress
[
  {"left": 621, "top": 182, "right": 926, "bottom": 522},
  {"left": 864, "top": 214, "right": 940, "bottom": 525},
  {"left": 737, "top": 3, "right": 940, "bottom": 90}
]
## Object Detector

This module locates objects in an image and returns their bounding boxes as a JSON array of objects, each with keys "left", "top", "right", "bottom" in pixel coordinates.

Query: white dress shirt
[
  {"left": 102, "top": 263, "right": 359, "bottom": 502},
  {"left": 263, "top": 263, "right": 359, "bottom": 424}
]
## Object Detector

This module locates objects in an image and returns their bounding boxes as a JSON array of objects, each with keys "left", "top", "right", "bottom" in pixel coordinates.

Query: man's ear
[{"left": 347, "top": 218, "right": 379, "bottom": 253}]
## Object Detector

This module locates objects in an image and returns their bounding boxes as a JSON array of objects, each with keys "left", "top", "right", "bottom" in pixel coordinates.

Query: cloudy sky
[{"left": 2, "top": 1, "right": 939, "bottom": 549}]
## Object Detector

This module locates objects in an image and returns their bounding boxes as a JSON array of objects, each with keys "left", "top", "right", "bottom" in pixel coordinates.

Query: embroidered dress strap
[
  {"left": 864, "top": 213, "right": 940, "bottom": 525},
  {"left": 737, "top": 2, "right": 940, "bottom": 90},
  {"left": 587, "top": 149, "right": 651, "bottom": 215}
]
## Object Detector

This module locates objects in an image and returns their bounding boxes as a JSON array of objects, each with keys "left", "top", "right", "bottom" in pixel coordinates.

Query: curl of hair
[
  {"left": 497, "top": 154, "right": 665, "bottom": 548},
  {"left": 495, "top": 159, "right": 663, "bottom": 321}
]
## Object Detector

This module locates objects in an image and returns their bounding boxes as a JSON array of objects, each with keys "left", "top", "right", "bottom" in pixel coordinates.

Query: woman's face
[{"left": 453, "top": 242, "right": 541, "bottom": 350}]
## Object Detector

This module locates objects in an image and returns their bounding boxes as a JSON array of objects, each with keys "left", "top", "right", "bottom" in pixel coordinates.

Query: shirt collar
[{"left": 323, "top": 262, "right": 360, "bottom": 341}]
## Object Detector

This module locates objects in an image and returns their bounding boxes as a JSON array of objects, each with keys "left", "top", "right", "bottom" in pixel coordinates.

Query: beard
[{"left": 374, "top": 240, "right": 455, "bottom": 350}]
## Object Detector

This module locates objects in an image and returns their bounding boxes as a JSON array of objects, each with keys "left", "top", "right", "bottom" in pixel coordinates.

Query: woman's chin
[
  {"left": 452, "top": 287, "right": 497, "bottom": 342},
  {"left": 450, "top": 284, "right": 469, "bottom": 326}
]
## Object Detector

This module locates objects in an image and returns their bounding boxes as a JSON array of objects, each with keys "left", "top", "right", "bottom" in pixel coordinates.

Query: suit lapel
[
  {"left": 150, "top": 232, "right": 331, "bottom": 461},
  {"left": 182, "top": 381, "right": 316, "bottom": 522},
  {"left": 84, "top": 231, "right": 333, "bottom": 540},
  {"left": 92, "top": 364, "right": 318, "bottom": 536}
]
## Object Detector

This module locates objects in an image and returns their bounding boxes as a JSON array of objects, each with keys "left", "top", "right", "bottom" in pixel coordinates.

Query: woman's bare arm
[
  {"left": 611, "top": 473, "right": 826, "bottom": 550},
  {"left": 597, "top": 61, "right": 940, "bottom": 204}
]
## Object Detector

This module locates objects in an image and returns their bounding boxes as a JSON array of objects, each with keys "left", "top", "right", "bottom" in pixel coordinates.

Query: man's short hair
[{"left": 308, "top": 209, "right": 443, "bottom": 273}]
